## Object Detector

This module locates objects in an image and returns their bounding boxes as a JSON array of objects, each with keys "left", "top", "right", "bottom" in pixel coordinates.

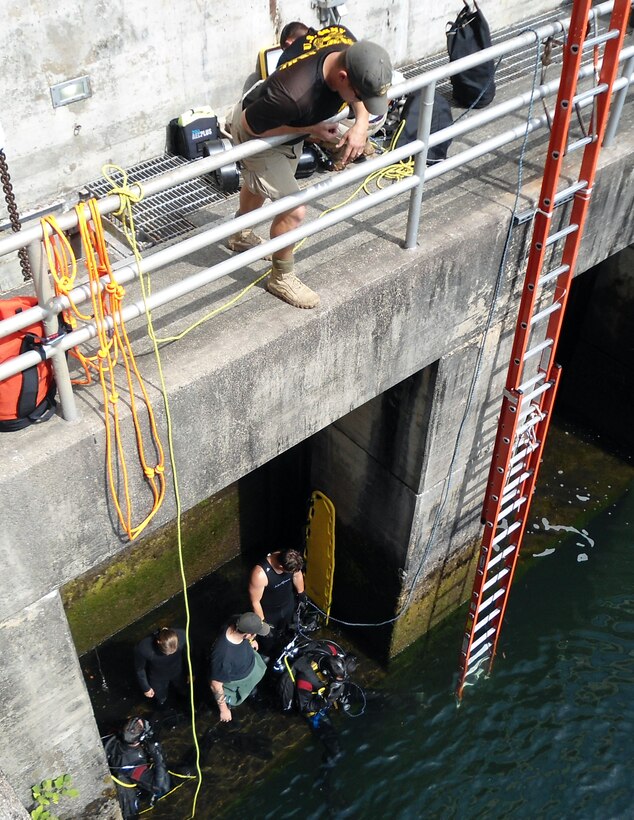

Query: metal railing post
[
  {"left": 603, "top": 52, "right": 634, "bottom": 146},
  {"left": 404, "top": 80, "right": 436, "bottom": 249},
  {"left": 27, "top": 237, "right": 80, "bottom": 422}
]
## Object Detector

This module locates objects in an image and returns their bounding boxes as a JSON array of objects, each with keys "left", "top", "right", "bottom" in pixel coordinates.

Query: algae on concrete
[{"left": 62, "top": 485, "right": 239, "bottom": 654}]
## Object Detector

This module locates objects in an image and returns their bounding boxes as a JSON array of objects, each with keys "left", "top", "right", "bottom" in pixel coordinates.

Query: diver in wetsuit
[
  {"left": 249, "top": 549, "right": 305, "bottom": 654},
  {"left": 133, "top": 626, "right": 187, "bottom": 707},
  {"left": 280, "top": 641, "right": 358, "bottom": 765},
  {"left": 104, "top": 717, "right": 170, "bottom": 819}
]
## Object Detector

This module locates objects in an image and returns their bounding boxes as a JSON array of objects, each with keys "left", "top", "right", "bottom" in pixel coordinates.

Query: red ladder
[{"left": 455, "top": 0, "right": 631, "bottom": 701}]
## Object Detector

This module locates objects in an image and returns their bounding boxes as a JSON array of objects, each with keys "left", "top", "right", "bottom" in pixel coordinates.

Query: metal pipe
[
  {"left": 404, "top": 80, "right": 436, "bottom": 250},
  {"left": 603, "top": 52, "right": 634, "bottom": 146},
  {"left": 27, "top": 239, "right": 79, "bottom": 421},
  {"left": 0, "top": 173, "right": 420, "bottom": 382}
]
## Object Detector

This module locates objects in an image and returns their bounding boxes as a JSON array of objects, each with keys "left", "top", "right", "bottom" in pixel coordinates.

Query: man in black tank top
[
  {"left": 249, "top": 549, "right": 305, "bottom": 651},
  {"left": 227, "top": 31, "right": 392, "bottom": 309}
]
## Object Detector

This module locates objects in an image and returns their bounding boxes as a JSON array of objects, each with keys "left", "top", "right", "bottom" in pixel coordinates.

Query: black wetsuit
[
  {"left": 134, "top": 629, "right": 186, "bottom": 704},
  {"left": 104, "top": 735, "right": 170, "bottom": 819}
]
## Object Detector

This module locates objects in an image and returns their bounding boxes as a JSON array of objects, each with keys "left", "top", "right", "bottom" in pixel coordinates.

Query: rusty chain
[{"left": 0, "top": 148, "right": 32, "bottom": 282}]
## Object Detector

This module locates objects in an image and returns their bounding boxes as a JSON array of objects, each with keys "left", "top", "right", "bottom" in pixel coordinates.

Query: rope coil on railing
[{"left": 41, "top": 200, "right": 166, "bottom": 541}]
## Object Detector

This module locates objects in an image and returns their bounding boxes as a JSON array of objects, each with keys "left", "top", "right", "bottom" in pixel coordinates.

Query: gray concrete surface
[{"left": 0, "top": 54, "right": 632, "bottom": 816}]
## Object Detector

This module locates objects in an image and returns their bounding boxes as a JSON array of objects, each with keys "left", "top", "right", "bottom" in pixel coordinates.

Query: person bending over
[{"left": 226, "top": 29, "right": 392, "bottom": 309}]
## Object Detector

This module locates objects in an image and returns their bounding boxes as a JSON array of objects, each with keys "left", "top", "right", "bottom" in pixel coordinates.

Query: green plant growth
[{"left": 30, "top": 775, "right": 79, "bottom": 820}]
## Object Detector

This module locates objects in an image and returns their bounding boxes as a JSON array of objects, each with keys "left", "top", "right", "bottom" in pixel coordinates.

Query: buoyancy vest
[{"left": 0, "top": 296, "right": 56, "bottom": 431}]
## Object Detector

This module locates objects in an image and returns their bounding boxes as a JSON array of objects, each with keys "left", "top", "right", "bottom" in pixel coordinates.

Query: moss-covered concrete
[
  {"left": 390, "top": 537, "right": 481, "bottom": 657},
  {"left": 62, "top": 484, "right": 240, "bottom": 655}
]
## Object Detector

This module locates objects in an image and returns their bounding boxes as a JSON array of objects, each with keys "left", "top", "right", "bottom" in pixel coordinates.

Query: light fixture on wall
[{"left": 50, "top": 76, "right": 92, "bottom": 108}]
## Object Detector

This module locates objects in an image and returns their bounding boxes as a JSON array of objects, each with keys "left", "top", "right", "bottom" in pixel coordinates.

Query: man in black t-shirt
[
  {"left": 209, "top": 612, "right": 270, "bottom": 722},
  {"left": 227, "top": 29, "right": 392, "bottom": 309},
  {"left": 276, "top": 24, "right": 386, "bottom": 171}
]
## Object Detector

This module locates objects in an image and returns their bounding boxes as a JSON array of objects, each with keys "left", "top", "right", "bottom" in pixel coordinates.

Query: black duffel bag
[
  {"left": 447, "top": 1, "right": 496, "bottom": 109},
  {"left": 394, "top": 91, "right": 453, "bottom": 164}
]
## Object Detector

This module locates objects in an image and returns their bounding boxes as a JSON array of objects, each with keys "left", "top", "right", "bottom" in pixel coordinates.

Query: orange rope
[{"left": 41, "top": 203, "right": 166, "bottom": 540}]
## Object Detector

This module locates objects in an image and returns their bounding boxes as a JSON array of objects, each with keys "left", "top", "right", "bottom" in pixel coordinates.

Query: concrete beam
[{"left": 0, "top": 123, "right": 633, "bottom": 625}]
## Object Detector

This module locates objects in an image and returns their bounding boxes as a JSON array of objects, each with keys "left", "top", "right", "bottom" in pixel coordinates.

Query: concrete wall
[
  {"left": 0, "top": 14, "right": 631, "bottom": 809},
  {"left": 0, "top": 592, "right": 121, "bottom": 818},
  {"left": 0, "top": 0, "right": 566, "bottom": 217}
]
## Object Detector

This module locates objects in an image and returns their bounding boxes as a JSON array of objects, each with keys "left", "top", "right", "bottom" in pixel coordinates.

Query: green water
[
  {"left": 83, "top": 424, "right": 634, "bottom": 820},
  {"left": 219, "top": 477, "right": 634, "bottom": 819}
]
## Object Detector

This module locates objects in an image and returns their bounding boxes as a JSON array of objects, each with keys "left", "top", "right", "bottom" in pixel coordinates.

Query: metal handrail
[
  {"left": 0, "top": 0, "right": 619, "bottom": 259},
  {"left": 0, "top": 1, "right": 630, "bottom": 418}
]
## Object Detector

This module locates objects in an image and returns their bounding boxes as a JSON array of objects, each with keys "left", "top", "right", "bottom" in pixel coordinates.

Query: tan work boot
[
  {"left": 267, "top": 258, "right": 320, "bottom": 309},
  {"left": 226, "top": 214, "right": 271, "bottom": 259},
  {"left": 226, "top": 227, "right": 270, "bottom": 254}
]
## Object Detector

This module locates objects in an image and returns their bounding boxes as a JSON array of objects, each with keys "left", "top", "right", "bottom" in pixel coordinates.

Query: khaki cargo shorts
[{"left": 230, "top": 102, "right": 303, "bottom": 201}]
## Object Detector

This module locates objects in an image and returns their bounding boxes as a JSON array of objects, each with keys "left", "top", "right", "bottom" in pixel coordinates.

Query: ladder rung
[
  {"left": 474, "top": 607, "right": 501, "bottom": 633},
  {"left": 465, "top": 642, "right": 492, "bottom": 672},
  {"left": 553, "top": 181, "right": 587, "bottom": 207},
  {"left": 518, "top": 372, "right": 545, "bottom": 393},
  {"left": 530, "top": 302, "right": 561, "bottom": 326},
  {"left": 507, "top": 460, "right": 524, "bottom": 478},
  {"left": 574, "top": 83, "right": 609, "bottom": 106},
  {"left": 483, "top": 566, "right": 510, "bottom": 592},
  {"left": 502, "top": 470, "right": 532, "bottom": 498},
  {"left": 567, "top": 136, "right": 595, "bottom": 154},
  {"left": 545, "top": 223, "right": 578, "bottom": 246},
  {"left": 498, "top": 495, "right": 527, "bottom": 521},
  {"left": 492, "top": 520, "right": 522, "bottom": 546},
  {"left": 582, "top": 29, "right": 621, "bottom": 50},
  {"left": 523, "top": 338, "right": 553, "bottom": 362},
  {"left": 540, "top": 264, "right": 569, "bottom": 287},
  {"left": 470, "top": 626, "right": 496, "bottom": 652},
  {"left": 478, "top": 587, "right": 506, "bottom": 614},
  {"left": 519, "top": 380, "right": 553, "bottom": 406},
  {"left": 488, "top": 544, "right": 517, "bottom": 569},
  {"left": 510, "top": 443, "right": 538, "bottom": 466}
]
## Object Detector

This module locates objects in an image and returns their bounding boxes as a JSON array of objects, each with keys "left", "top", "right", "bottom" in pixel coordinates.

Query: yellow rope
[
  {"left": 103, "top": 163, "right": 203, "bottom": 819},
  {"left": 41, "top": 205, "right": 166, "bottom": 541}
]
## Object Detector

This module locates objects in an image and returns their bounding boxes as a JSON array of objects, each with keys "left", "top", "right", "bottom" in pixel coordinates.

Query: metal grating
[{"left": 85, "top": 154, "right": 228, "bottom": 245}]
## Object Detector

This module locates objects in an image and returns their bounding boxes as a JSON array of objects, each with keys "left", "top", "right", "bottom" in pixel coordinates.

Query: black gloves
[{"left": 326, "top": 680, "right": 346, "bottom": 705}]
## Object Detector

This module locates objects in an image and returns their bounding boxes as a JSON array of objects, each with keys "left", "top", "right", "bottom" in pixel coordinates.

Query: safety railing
[{"left": 0, "top": 0, "right": 631, "bottom": 423}]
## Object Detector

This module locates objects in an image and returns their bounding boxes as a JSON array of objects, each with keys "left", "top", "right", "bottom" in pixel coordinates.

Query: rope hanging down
[{"left": 41, "top": 201, "right": 166, "bottom": 541}]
